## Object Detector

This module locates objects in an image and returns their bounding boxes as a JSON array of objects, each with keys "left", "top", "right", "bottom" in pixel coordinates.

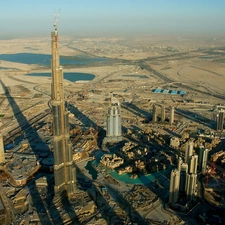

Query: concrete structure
[
  {"left": 169, "top": 106, "right": 174, "bottom": 125},
  {"left": 152, "top": 104, "right": 157, "bottom": 123},
  {"left": 181, "top": 163, "right": 188, "bottom": 173},
  {"left": 105, "top": 94, "right": 122, "bottom": 142},
  {"left": 177, "top": 157, "right": 183, "bottom": 171},
  {"left": 188, "top": 154, "right": 198, "bottom": 174},
  {"left": 216, "top": 110, "right": 224, "bottom": 131},
  {"left": 161, "top": 106, "right": 166, "bottom": 122},
  {"left": 170, "top": 137, "right": 180, "bottom": 148},
  {"left": 169, "top": 169, "right": 180, "bottom": 204},
  {"left": 100, "top": 154, "right": 124, "bottom": 169},
  {"left": 0, "top": 134, "right": 5, "bottom": 163},
  {"left": 198, "top": 147, "right": 209, "bottom": 175},
  {"left": 184, "top": 140, "right": 194, "bottom": 163},
  {"left": 51, "top": 23, "right": 76, "bottom": 199},
  {"left": 185, "top": 173, "right": 197, "bottom": 201},
  {"left": 180, "top": 163, "right": 188, "bottom": 193},
  {"left": 4, "top": 155, "right": 40, "bottom": 186}
]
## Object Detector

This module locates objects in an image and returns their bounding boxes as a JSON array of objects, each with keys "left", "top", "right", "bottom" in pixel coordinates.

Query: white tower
[{"left": 105, "top": 93, "right": 122, "bottom": 143}]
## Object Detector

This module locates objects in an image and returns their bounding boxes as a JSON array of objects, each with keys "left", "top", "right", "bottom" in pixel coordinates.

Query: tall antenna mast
[
  {"left": 54, "top": 9, "right": 60, "bottom": 31},
  {"left": 53, "top": 9, "right": 60, "bottom": 48}
]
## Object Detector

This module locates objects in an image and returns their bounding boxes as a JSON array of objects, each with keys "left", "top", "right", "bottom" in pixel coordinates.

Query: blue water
[
  {"left": 87, "top": 159, "right": 172, "bottom": 185},
  {"left": 109, "top": 171, "right": 156, "bottom": 185},
  {"left": 109, "top": 168, "right": 172, "bottom": 185},
  {"left": 27, "top": 72, "right": 95, "bottom": 82},
  {"left": 0, "top": 53, "right": 108, "bottom": 66}
]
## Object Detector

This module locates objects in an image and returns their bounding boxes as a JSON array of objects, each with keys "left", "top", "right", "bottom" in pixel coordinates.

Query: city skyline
[{"left": 1, "top": 0, "right": 225, "bottom": 38}]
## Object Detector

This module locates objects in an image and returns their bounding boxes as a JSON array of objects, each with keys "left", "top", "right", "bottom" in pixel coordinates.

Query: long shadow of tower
[{"left": 0, "top": 79, "right": 56, "bottom": 224}]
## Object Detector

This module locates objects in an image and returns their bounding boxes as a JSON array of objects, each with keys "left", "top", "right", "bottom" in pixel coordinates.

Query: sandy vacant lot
[{"left": 0, "top": 36, "right": 225, "bottom": 102}]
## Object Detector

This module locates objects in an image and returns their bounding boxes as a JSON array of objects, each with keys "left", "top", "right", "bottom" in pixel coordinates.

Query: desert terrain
[{"left": 0, "top": 35, "right": 225, "bottom": 224}]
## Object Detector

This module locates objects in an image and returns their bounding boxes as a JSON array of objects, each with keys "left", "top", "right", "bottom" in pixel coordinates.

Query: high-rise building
[
  {"left": 181, "top": 163, "right": 188, "bottom": 173},
  {"left": 184, "top": 140, "right": 193, "bottom": 163},
  {"left": 188, "top": 154, "right": 198, "bottom": 174},
  {"left": 198, "top": 147, "right": 209, "bottom": 175},
  {"left": 106, "top": 94, "right": 122, "bottom": 142},
  {"left": 185, "top": 173, "right": 197, "bottom": 200},
  {"left": 216, "top": 110, "right": 224, "bottom": 131},
  {"left": 198, "top": 144, "right": 204, "bottom": 167},
  {"left": 169, "top": 106, "right": 174, "bottom": 125},
  {"left": 169, "top": 169, "right": 180, "bottom": 204},
  {"left": 51, "top": 23, "right": 76, "bottom": 199},
  {"left": 152, "top": 104, "right": 157, "bottom": 123},
  {"left": 180, "top": 163, "right": 188, "bottom": 193},
  {"left": 177, "top": 157, "right": 183, "bottom": 171},
  {"left": 161, "top": 106, "right": 165, "bottom": 122},
  {"left": 0, "top": 134, "right": 5, "bottom": 163}
]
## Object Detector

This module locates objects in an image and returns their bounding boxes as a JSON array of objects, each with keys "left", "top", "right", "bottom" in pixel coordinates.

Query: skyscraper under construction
[{"left": 51, "top": 23, "right": 76, "bottom": 199}]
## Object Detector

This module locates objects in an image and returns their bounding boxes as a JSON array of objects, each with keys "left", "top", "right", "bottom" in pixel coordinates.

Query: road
[{"left": 144, "top": 199, "right": 172, "bottom": 221}]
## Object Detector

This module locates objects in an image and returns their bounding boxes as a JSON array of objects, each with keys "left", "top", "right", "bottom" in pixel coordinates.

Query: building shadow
[
  {"left": 166, "top": 128, "right": 181, "bottom": 138},
  {"left": 121, "top": 102, "right": 150, "bottom": 120},
  {"left": 176, "top": 108, "right": 213, "bottom": 128},
  {"left": 75, "top": 164, "right": 125, "bottom": 224},
  {"left": 27, "top": 177, "right": 53, "bottom": 224},
  {"left": 0, "top": 79, "right": 79, "bottom": 224},
  {"left": 124, "top": 102, "right": 151, "bottom": 118},
  {"left": 75, "top": 163, "right": 149, "bottom": 224},
  {"left": 0, "top": 79, "right": 57, "bottom": 224},
  {"left": 68, "top": 103, "right": 105, "bottom": 148}
]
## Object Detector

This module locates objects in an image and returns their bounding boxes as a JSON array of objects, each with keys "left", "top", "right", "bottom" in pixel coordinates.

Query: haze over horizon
[{"left": 1, "top": 0, "right": 225, "bottom": 39}]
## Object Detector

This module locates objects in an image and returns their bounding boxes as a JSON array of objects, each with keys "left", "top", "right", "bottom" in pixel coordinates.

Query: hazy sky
[{"left": 1, "top": 0, "right": 225, "bottom": 38}]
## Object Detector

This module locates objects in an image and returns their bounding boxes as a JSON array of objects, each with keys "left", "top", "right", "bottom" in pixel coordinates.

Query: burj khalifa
[{"left": 51, "top": 23, "right": 76, "bottom": 199}]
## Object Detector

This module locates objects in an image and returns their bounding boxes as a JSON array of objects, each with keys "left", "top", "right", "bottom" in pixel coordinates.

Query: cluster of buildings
[
  {"left": 152, "top": 104, "right": 174, "bottom": 125},
  {"left": 151, "top": 102, "right": 225, "bottom": 134},
  {"left": 169, "top": 140, "right": 209, "bottom": 209},
  {"left": 0, "top": 16, "right": 225, "bottom": 225},
  {"left": 100, "top": 154, "right": 124, "bottom": 169}
]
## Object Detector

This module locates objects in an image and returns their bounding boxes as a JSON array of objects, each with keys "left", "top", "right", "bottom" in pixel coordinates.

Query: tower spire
[{"left": 51, "top": 17, "right": 76, "bottom": 200}]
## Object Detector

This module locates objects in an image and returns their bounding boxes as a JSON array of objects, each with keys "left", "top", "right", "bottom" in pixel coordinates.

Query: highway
[{"left": 137, "top": 62, "right": 174, "bottom": 83}]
